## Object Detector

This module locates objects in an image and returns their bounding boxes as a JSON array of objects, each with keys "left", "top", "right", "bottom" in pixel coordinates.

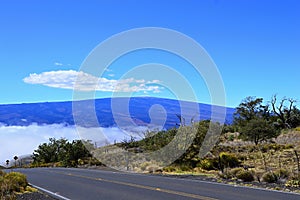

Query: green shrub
[
  {"left": 236, "top": 170, "right": 254, "bottom": 182},
  {"left": 219, "top": 152, "right": 240, "bottom": 168},
  {"left": 262, "top": 172, "right": 278, "bottom": 183},
  {"left": 198, "top": 159, "right": 217, "bottom": 170}
]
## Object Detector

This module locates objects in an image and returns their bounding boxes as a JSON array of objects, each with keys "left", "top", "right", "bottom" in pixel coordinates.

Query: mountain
[{"left": 0, "top": 97, "right": 235, "bottom": 129}]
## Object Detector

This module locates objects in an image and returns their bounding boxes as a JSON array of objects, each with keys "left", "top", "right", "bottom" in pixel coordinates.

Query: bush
[
  {"left": 219, "top": 168, "right": 244, "bottom": 180},
  {"left": 230, "top": 167, "right": 244, "bottom": 177},
  {"left": 219, "top": 152, "right": 240, "bottom": 168},
  {"left": 4, "top": 172, "right": 28, "bottom": 192},
  {"left": 274, "top": 169, "right": 290, "bottom": 179},
  {"left": 262, "top": 172, "right": 278, "bottom": 183},
  {"left": 198, "top": 159, "right": 217, "bottom": 170},
  {"left": 236, "top": 170, "right": 255, "bottom": 182},
  {"left": 1, "top": 171, "right": 29, "bottom": 199}
]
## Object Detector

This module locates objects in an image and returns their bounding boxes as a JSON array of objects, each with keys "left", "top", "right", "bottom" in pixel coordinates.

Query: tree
[
  {"left": 33, "top": 138, "right": 70, "bottom": 163},
  {"left": 289, "top": 107, "right": 300, "bottom": 128},
  {"left": 174, "top": 120, "right": 222, "bottom": 167},
  {"left": 240, "top": 118, "right": 278, "bottom": 145},
  {"left": 234, "top": 96, "right": 279, "bottom": 144},
  {"left": 234, "top": 96, "right": 269, "bottom": 127},
  {"left": 33, "top": 138, "right": 92, "bottom": 167},
  {"left": 271, "top": 95, "right": 298, "bottom": 128},
  {"left": 62, "top": 140, "right": 91, "bottom": 167},
  {"left": 6, "top": 160, "right": 9, "bottom": 167}
]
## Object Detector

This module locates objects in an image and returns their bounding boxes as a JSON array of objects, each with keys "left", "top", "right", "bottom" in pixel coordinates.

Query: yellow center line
[{"left": 53, "top": 171, "right": 218, "bottom": 200}]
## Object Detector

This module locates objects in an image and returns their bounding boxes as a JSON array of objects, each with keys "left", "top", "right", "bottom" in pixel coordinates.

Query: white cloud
[
  {"left": 23, "top": 70, "right": 163, "bottom": 93},
  {"left": 0, "top": 124, "right": 146, "bottom": 165},
  {"left": 54, "top": 62, "right": 63, "bottom": 66},
  {"left": 105, "top": 68, "right": 113, "bottom": 72}
]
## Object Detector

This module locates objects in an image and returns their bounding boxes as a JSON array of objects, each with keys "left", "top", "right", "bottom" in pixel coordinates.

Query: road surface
[{"left": 15, "top": 168, "right": 300, "bottom": 200}]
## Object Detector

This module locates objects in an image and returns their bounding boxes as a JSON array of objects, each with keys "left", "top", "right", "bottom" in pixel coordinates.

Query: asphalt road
[{"left": 14, "top": 168, "right": 300, "bottom": 200}]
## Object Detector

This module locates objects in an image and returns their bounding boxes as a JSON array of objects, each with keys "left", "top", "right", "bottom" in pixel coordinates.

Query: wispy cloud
[
  {"left": 23, "top": 70, "right": 163, "bottom": 93},
  {"left": 105, "top": 68, "right": 113, "bottom": 72},
  {"left": 54, "top": 62, "right": 63, "bottom": 66}
]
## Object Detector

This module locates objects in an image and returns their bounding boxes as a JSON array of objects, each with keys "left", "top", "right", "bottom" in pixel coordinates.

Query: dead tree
[{"left": 271, "top": 95, "right": 296, "bottom": 128}]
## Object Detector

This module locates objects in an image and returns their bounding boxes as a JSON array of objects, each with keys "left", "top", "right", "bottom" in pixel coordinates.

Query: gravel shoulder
[
  {"left": 155, "top": 173, "right": 300, "bottom": 194},
  {"left": 17, "top": 191, "right": 57, "bottom": 200}
]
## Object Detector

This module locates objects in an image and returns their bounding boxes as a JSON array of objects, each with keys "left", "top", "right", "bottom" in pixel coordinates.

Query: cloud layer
[
  {"left": 0, "top": 124, "right": 141, "bottom": 165},
  {"left": 23, "top": 70, "right": 162, "bottom": 93}
]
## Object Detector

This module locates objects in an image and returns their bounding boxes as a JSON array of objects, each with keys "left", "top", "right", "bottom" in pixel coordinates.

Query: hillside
[{"left": 0, "top": 97, "right": 235, "bottom": 129}]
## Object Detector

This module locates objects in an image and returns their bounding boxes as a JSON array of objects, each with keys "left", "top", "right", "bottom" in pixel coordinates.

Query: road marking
[
  {"left": 157, "top": 174, "right": 300, "bottom": 196},
  {"left": 53, "top": 171, "right": 218, "bottom": 200},
  {"left": 30, "top": 183, "right": 71, "bottom": 200}
]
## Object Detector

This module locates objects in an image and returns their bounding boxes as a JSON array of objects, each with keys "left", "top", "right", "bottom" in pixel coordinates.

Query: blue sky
[{"left": 0, "top": 0, "right": 299, "bottom": 107}]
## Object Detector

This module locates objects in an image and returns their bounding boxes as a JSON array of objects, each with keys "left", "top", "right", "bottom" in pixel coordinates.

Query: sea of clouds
[{"left": 0, "top": 123, "right": 152, "bottom": 166}]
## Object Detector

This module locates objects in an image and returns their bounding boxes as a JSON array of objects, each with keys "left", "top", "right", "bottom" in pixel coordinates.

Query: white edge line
[{"left": 29, "top": 183, "right": 71, "bottom": 200}]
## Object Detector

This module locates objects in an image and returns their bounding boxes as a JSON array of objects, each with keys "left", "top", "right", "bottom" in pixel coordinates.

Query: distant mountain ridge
[{"left": 0, "top": 97, "right": 235, "bottom": 129}]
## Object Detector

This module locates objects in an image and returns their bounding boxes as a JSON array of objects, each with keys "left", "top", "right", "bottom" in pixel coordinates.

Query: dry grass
[{"left": 0, "top": 171, "right": 33, "bottom": 200}]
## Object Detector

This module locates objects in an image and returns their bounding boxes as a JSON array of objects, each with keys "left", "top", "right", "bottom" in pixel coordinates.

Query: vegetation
[
  {"left": 0, "top": 171, "right": 36, "bottom": 200},
  {"left": 236, "top": 170, "right": 255, "bottom": 182},
  {"left": 262, "top": 171, "right": 278, "bottom": 183},
  {"left": 233, "top": 96, "right": 300, "bottom": 145},
  {"left": 285, "top": 175, "right": 300, "bottom": 187},
  {"left": 32, "top": 138, "right": 97, "bottom": 167},
  {"left": 94, "top": 94, "right": 300, "bottom": 192},
  {"left": 271, "top": 95, "right": 300, "bottom": 129},
  {"left": 240, "top": 118, "right": 277, "bottom": 145}
]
